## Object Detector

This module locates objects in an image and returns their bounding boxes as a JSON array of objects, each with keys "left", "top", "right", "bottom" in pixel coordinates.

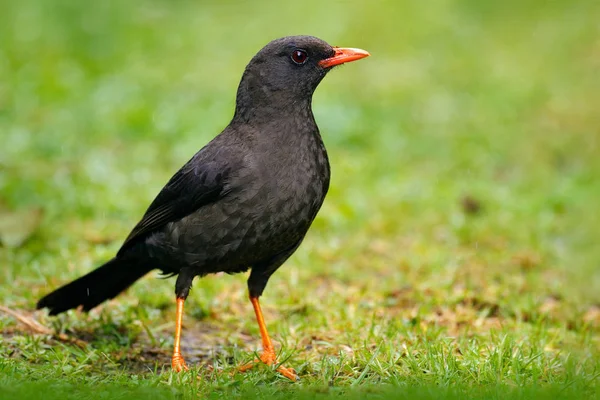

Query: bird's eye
[{"left": 291, "top": 49, "right": 308, "bottom": 65}]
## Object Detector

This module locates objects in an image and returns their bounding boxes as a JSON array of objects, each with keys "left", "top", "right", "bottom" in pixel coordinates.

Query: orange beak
[{"left": 319, "top": 47, "right": 370, "bottom": 68}]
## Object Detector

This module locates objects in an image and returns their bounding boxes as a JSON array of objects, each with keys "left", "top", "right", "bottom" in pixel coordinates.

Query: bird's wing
[{"left": 118, "top": 155, "right": 230, "bottom": 254}]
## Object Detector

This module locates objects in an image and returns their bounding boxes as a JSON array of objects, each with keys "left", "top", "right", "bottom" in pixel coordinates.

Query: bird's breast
[
  {"left": 258, "top": 129, "right": 330, "bottom": 220},
  {"left": 153, "top": 127, "right": 330, "bottom": 273},
  {"left": 222, "top": 128, "right": 330, "bottom": 253}
]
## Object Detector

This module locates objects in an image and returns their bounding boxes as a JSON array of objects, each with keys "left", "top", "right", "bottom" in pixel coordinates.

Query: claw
[
  {"left": 238, "top": 351, "right": 298, "bottom": 381},
  {"left": 172, "top": 353, "right": 188, "bottom": 372}
]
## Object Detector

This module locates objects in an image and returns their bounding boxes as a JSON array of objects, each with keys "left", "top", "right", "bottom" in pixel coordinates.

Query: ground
[{"left": 0, "top": 0, "right": 599, "bottom": 399}]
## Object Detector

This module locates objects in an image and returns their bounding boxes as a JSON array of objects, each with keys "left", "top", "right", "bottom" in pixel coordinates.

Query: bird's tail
[{"left": 36, "top": 257, "right": 152, "bottom": 315}]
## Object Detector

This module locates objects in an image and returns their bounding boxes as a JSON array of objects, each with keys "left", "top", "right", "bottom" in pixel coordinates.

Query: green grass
[{"left": 1, "top": 0, "right": 599, "bottom": 398}]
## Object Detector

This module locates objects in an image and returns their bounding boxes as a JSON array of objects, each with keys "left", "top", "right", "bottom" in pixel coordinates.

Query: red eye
[{"left": 291, "top": 49, "right": 308, "bottom": 65}]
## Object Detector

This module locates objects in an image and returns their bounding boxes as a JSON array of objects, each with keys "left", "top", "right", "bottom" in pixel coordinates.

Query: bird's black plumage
[
  {"left": 37, "top": 35, "right": 370, "bottom": 379},
  {"left": 37, "top": 36, "right": 343, "bottom": 314}
]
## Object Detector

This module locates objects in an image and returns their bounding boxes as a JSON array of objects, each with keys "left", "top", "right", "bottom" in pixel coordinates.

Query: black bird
[{"left": 37, "top": 35, "right": 369, "bottom": 380}]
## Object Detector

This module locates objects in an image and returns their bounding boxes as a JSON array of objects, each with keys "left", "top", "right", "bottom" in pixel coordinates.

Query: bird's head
[{"left": 234, "top": 36, "right": 369, "bottom": 120}]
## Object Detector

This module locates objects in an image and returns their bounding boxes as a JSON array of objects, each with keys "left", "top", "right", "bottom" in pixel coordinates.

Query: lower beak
[{"left": 319, "top": 47, "right": 370, "bottom": 68}]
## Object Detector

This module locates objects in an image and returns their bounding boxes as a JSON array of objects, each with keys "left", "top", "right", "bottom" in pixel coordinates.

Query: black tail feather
[{"left": 36, "top": 257, "right": 151, "bottom": 315}]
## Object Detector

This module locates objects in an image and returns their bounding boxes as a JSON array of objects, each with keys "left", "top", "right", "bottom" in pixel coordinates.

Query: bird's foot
[
  {"left": 239, "top": 351, "right": 298, "bottom": 381},
  {"left": 172, "top": 353, "right": 189, "bottom": 372}
]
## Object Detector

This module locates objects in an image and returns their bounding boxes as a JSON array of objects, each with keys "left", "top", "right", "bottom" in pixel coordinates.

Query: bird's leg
[
  {"left": 238, "top": 296, "right": 298, "bottom": 381},
  {"left": 171, "top": 297, "right": 188, "bottom": 372}
]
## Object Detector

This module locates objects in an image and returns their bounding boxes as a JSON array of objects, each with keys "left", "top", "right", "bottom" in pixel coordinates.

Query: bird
[{"left": 36, "top": 35, "right": 369, "bottom": 381}]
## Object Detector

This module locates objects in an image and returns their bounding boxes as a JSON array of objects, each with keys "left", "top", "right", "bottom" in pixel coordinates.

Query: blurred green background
[{"left": 1, "top": 0, "right": 599, "bottom": 397}]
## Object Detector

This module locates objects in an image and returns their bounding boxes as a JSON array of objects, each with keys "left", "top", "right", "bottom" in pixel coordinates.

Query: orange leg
[
  {"left": 171, "top": 297, "right": 188, "bottom": 372},
  {"left": 239, "top": 296, "right": 298, "bottom": 381}
]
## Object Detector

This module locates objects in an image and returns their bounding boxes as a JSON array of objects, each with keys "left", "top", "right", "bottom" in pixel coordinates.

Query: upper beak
[{"left": 319, "top": 47, "right": 370, "bottom": 68}]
